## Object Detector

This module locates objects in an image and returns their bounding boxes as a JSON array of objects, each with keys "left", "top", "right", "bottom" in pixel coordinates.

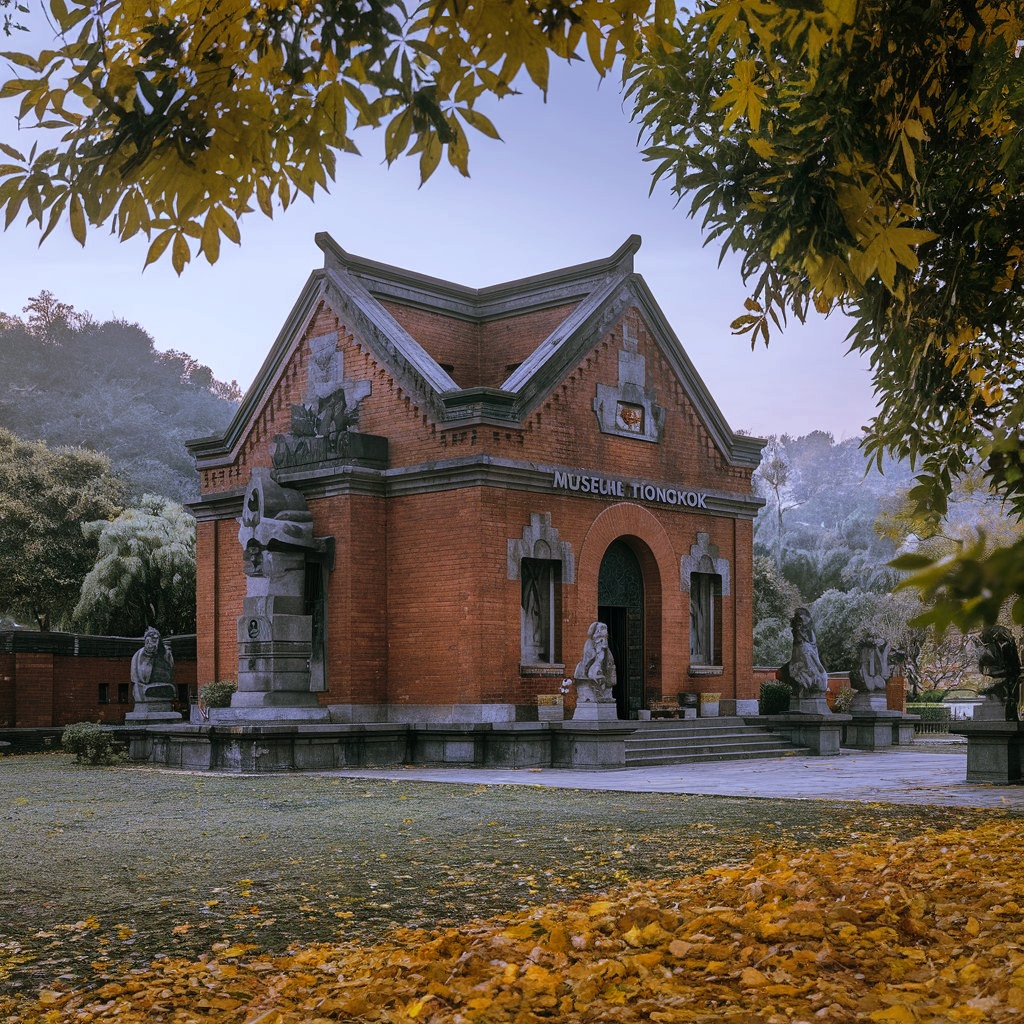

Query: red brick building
[{"left": 187, "top": 236, "right": 765, "bottom": 722}]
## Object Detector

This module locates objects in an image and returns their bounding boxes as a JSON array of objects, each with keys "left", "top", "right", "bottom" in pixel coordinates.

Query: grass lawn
[{"left": 2, "top": 753, "right": 1015, "bottom": 997}]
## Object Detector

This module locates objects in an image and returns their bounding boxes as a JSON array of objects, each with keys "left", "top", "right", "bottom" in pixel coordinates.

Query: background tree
[
  {"left": 752, "top": 553, "right": 800, "bottom": 666},
  {"left": 0, "top": 427, "right": 126, "bottom": 629},
  {"left": 752, "top": 436, "right": 803, "bottom": 570},
  {"left": 0, "top": 294, "right": 239, "bottom": 502},
  {"left": 752, "top": 432, "right": 913, "bottom": 601},
  {"left": 73, "top": 495, "right": 196, "bottom": 636},
  {"left": 0, "top": 0, "right": 672, "bottom": 272},
  {"left": 628, "top": 1, "right": 1024, "bottom": 631}
]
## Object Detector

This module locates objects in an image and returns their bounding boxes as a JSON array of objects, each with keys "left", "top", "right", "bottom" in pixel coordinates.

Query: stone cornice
[{"left": 189, "top": 456, "right": 764, "bottom": 521}]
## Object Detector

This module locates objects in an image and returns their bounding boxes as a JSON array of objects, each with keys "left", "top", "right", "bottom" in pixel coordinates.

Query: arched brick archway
[{"left": 571, "top": 503, "right": 682, "bottom": 711}]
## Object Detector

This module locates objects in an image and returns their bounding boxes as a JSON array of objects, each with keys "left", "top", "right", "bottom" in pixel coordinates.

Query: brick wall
[
  {"left": 201, "top": 304, "right": 756, "bottom": 495},
  {"left": 0, "top": 634, "right": 197, "bottom": 727},
  {"left": 382, "top": 301, "right": 579, "bottom": 389},
  {"left": 193, "top": 291, "right": 759, "bottom": 713},
  {"left": 0, "top": 652, "right": 14, "bottom": 726}
]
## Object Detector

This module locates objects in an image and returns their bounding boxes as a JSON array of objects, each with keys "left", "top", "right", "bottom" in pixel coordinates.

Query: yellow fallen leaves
[{"left": 5, "top": 821, "right": 1024, "bottom": 1022}]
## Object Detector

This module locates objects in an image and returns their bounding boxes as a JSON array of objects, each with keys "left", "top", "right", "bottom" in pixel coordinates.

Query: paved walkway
[{"left": 331, "top": 739, "right": 1024, "bottom": 811}]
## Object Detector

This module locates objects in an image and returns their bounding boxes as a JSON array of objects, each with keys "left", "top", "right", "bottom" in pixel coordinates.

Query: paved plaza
[{"left": 331, "top": 738, "right": 1024, "bottom": 811}]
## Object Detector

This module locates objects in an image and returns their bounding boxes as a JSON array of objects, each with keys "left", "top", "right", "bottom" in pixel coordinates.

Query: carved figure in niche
[
  {"left": 316, "top": 386, "right": 357, "bottom": 449},
  {"left": 273, "top": 334, "right": 373, "bottom": 470},
  {"left": 850, "top": 634, "right": 889, "bottom": 692},
  {"left": 574, "top": 621, "right": 617, "bottom": 704},
  {"left": 976, "top": 626, "right": 1023, "bottom": 721},
  {"left": 779, "top": 607, "right": 828, "bottom": 699},
  {"left": 521, "top": 574, "right": 544, "bottom": 663},
  {"left": 131, "top": 627, "right": 176, "bottom": 704}
]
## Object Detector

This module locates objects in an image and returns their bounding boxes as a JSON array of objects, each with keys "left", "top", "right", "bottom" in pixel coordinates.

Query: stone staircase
[{"left": 624, "top": 717, "right": 809, "bottom": 766}]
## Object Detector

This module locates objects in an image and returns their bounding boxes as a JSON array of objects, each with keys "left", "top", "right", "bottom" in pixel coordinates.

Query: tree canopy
[
  {"left": 0, "top": 292, "right": 238, "bottom": 502},
  {"left": 628, "top": 1, "right": 1024, "bottom": 630},
  {"left": 0, "top": 426, "right": 126, "bottom": 630},
  {"left": 73, "top": 493, "right": 196, "bottom": 636},
  {"left": 0, "top": 0, "right": 671, "bottom": 272},
  {"left": 5, "top": 0, "right": 1024, "bottom": 627}
]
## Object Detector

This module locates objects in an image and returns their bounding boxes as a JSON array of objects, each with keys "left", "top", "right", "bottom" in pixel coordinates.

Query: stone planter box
[
  {"left": 536, "top": 694, "right": 564, "bottom": 722},
  {"left": 699, "top": 692, "right": 721, "bottom": 718}
]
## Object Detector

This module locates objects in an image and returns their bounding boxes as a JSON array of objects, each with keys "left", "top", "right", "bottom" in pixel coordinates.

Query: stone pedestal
[
  {"left": 206, "top": 706, "right": 331, "bottom": 724},
  {"left": 893, "top": 714, "right": 919, "bottom": 745},
  {"left": 551, "top": 722, "right": 635, "bottom": 768},
  {"left": 125, "top": 702, "right": 181, "bottom": 724},
  {"left": 951, "top": 720, "right": 1024, "bottom": 783},
  {"left": 852, "top": 692, "right": 889, "bottom": 714},
  {"left": 792, "top": 697, "right": 831, "bottom": 715},
  {"left": 235, "top": 549, "right": 315, "bottom": 709},
  {"left": 757, "top": 713, "right": 850, "bottom": 755},
  {"left": 571, "top": 702, "right": 619, "bottom": 722},
  {"left": 843, "top": 709, "right": 901, "bottom": 750}
]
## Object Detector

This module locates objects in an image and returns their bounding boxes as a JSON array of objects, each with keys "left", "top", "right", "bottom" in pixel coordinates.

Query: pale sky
[{"left": 0, "top": 29, "right": 877, "bottom": 442}]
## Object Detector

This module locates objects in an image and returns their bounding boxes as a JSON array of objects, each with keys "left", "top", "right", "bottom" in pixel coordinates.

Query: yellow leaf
[
  {"left": 418, "top": 132, "right": 442, "bottom": 182},
  {"left": 171, "top": 232, "right": 190, "bottom": 275},
  {"left": 69, "top": 191, "right": 85, "bottom": 245},
  {"left": 200, "top": 215, "right": 220, "bottom": 265},
  {"left": 143, "top": 229, "right": 173, "bottom": 269},
  {"left": 868, "top": 1007, "right": 916, "bottom": 1023}
]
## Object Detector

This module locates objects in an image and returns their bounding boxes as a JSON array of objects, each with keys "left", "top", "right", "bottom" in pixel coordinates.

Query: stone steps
[{"left": 624, "top": 717, "right": 810, "bottom": 766}]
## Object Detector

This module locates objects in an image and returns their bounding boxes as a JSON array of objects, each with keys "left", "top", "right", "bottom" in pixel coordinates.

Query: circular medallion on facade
[{"left": 247, "top": 618, "right": 261, "bottom": 639}]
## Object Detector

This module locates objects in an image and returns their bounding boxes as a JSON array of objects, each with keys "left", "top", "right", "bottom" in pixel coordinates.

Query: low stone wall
[{"left": 121, "top": 721, "right": 639, "bottom": 772}]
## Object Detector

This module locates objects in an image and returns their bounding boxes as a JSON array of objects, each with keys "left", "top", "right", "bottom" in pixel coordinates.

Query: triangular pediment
[{"left": 188, "top": 236, "right": 763, "bottom": 472}]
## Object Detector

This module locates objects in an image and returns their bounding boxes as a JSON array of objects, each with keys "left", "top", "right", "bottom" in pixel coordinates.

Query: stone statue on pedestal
[
  {"left": 125, "top": 627, "right": 181, "bottom": 722},
  {"left": 850, "top": 634, "right": 890, "bottom": 712},
  {"left": 779, "top": 607, "right": 831, "bottom": 714},
  {"left": 976, "top": 626, "right": 1023, "bottom": 722},
  {"left": 572, "top": 621, "right": 618, "bottom": 721}
]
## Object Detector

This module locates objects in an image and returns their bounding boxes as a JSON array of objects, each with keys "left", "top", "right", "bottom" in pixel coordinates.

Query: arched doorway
[{"left": 598, "top": 539, "right": 645, "bottom": 719}]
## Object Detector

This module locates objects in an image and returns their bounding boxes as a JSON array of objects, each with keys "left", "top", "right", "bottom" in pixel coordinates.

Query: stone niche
[
  {"left": 272, "top": 332, "right": 387, "bottom": 471},
  {"left": 593, "top": 324, "right": 665, "bottom": 443}
]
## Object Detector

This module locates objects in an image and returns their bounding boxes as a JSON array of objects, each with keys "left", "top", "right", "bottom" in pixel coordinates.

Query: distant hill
[{"left": 0, "top": 292, "right": 239, "bottom": 504}]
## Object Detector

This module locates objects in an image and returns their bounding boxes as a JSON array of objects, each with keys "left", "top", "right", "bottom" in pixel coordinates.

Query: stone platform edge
[{"left": 116, "top": 720, "right": 640, "bottom": 772}]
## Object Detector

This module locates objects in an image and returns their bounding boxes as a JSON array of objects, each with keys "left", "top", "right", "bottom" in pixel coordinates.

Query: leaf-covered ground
[{"left": 2, "top": 754, "right": 1020, "bottom": 1020}]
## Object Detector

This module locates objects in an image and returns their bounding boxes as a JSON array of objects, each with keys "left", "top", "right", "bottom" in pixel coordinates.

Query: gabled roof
[{"left": 188, "top": 236, "right": 765, "bottom": 469}]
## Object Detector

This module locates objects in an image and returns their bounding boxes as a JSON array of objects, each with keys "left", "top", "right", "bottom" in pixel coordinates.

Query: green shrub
[
  {"left": 759, "top": 681, "right": 792, "bottom": 715},
  {"left": 908, "top": 703, "right": 951, "bottom": 723},
  {"left": 913, "top": 690, "right": 948, "bottom": 704},
  {"left": 61, "top": 722, "right": 126, "bottom": 765},
  {"left": 199, "top": 680, "right": 236, "bottom": 708},
  {"left": 832, "top": 686, "right": 855, "bottom": 713}
]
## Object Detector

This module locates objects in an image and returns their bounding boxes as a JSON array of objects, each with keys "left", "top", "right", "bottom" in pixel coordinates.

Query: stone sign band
[{"left": 552, "top": 470, "right": 708, "bottom": 509}]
